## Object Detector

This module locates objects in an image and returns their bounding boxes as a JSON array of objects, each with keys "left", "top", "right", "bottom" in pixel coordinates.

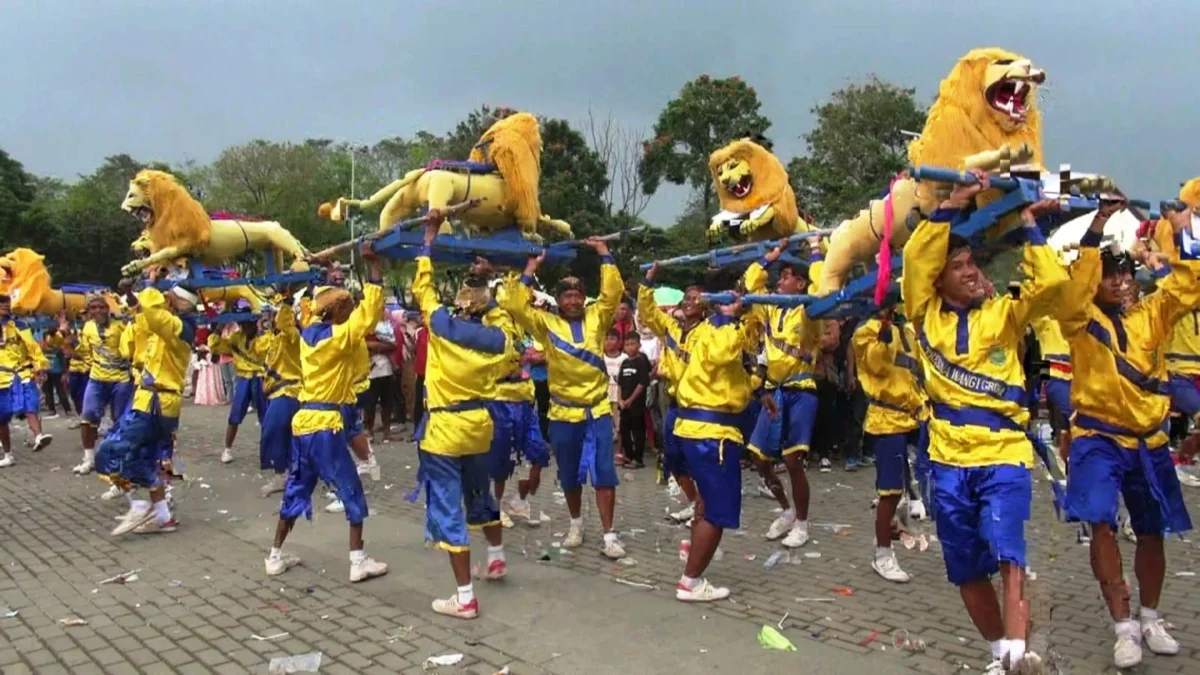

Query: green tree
[
  {"left": 639, "top": 75, "right": 772, "bottom": 214},
  {"left": 787, "top": 76, "right": 927, "bottom": 225},
  {"left": 0, "top": 149, "right": 38, "bottom": 249}
]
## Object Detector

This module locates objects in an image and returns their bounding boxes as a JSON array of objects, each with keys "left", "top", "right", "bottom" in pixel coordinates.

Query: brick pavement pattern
[{"left": 1, "top": 405, "right": 1198, "bottom": 674}]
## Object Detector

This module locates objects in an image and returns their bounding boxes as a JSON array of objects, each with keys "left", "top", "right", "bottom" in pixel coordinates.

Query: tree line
[{"left": 0, "top": 76, "right": 926, "bottom": 290}]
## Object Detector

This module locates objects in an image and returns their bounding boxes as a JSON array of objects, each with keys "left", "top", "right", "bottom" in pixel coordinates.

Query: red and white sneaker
[
  {"left": 485, "top": 560, "right": 507, "bottom": 580},
  {"left": 134, "top": 518, "right": 178, "bottom": 534},
  {"left": 432, "top": 595, "right": 479, "bottom": 619},
  {"left": 675, "top": 578, "right": 730, "bottom": 603}
]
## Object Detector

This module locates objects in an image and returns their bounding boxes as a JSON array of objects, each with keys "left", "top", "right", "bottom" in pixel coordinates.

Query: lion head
[
  {"left": 708, "top": 139, "right": 800, "bottom": 222},
  {"left": 0, "top": 248, "right": 54, "bottom": 315},
  {"left": 121, "top": 170, "right": 212, "bottom": 254},
  {"left": 1181, "top": 177, "right": 1200, "bottom": 212},
  {"left": 468, "top": 112, "right": 543, "bottom": 228},
  {"left": 908, "top": 47, "right": 1045, "bottom": 170}
]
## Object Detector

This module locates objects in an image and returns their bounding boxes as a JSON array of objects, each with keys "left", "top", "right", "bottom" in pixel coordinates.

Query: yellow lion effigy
[
  {"left": 118, "top": 170, "right": 311, "bottom": 278},
  {"left": 0, "top": 248, "right": 121, "bottom": 316},
  {"left": 707, "top": 139, "right": 819, "bottom": 243},
  {"left": 817, "top": 47, "right": 1045, "bottom": 293},
  {"left": 318, "top": 111, "right": 573, "bottom": 242},
  {"left": 126, "top": 230, "right": 268, "bottom": 312}
]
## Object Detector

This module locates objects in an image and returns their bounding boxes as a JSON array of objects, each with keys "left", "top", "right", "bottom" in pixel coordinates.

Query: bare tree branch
[{"left": 582, "top": 108, "right": 651, "bottom": 218}]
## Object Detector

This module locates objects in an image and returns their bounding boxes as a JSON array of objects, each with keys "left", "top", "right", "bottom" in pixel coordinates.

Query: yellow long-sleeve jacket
[
  {"left": 68, "top": 327, "right": 91, "bottom": 375},
  {"left": 293, "top": 284, "right": 384, "bottom": 436},
  {"left": 120, "top": 311, "right": 154, "bottom": 382},
  {"left": 131, "top": 288, "right": 196, "bottom": 419},
  {"left": 852, "top": 318, "right": 923, "bottom": 435},
  {"left": 1031, "top": 316, "right": 1071, "bottom": 381},
  {"left": 413, "top": 256, "right": 511, "bottom": 456},
  {"left": 1059, "top": 229, "right": 1200, "bottom": 448},
  {"left": 501, "top": 258, "right": 623, "bottom": 422},
  {"left": 80, "top": 318, "right": 129, "bottom": 383},
  {"left": 254, "top": 304, "right": 302, "bottom": 400},
  {"left": 673, "top": 314, "right": 753, "bottom": 444},
  {"left": 742, "top": 259, "right": 819, "bottom": 391},
  {"left": 207, "top": 329, "right": 265, "bottom": 379},
  {"left": 0, "top": 318, "right": 47, "bottom": 388},
  {"left": 352, "top": 339, "right": 370, "bottom": 396},
  {"left": 486, "top": 285, "right": 535, "bottom": 404},
  {"left": 1150, "top": 222, "right": 1200, "bottom": 377},
  {"left": 902, "top": 211, "right": 1067, "bottom": 467},
  {"left": 636, "top": 283, "right": 704, "bottom": 400}
]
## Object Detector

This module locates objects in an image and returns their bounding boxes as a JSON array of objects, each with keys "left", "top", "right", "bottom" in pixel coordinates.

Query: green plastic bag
[{"left": 758, "top": 625, "right": 796, "bottom": 651}]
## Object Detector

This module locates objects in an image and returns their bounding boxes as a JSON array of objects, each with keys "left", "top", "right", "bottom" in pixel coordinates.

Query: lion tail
[{"left": 318, "top": 168, "right": 427, "bottom": 222}]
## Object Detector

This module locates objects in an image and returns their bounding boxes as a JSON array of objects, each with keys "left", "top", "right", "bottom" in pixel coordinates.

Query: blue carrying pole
[
  {"left": 700, "top": 292, "right": 814, "bottom": 308},
  {"left": 639, "top": 229, "right": 832, "bottom": 272}
]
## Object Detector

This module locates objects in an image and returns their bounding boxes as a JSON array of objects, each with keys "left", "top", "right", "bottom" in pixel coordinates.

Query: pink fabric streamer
[{"left": 874, "top": 175, "right": 901, "bottom": 307}]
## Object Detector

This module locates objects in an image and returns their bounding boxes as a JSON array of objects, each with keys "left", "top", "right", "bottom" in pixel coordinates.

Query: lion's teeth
[{"left": 1014, "top": 81, "right": 1027, "bottom": 95}]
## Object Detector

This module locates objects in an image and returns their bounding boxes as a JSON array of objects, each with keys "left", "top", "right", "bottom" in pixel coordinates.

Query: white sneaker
[
  {"left": 601, "top": 537, "right": 626, "bottom": 560},
  {"left": 264, "top": 552, "right": 301, "bottom": 576},
  {"left": 220, "top": 448, "right": 233, "bottom": 464},
  {"left": 44, "top": 413, "right": 59, "bottom": 420},
  {"left": 432, "top": 594, "right": 479, "bottom": 619},
  {"left": 1113, "top": 633, "right": 1143, "bottom": 668},
  {"left": 563, "top": 521, "right": 584, "bottom": 548},
  {"left": 765, "top": 512, "right": 796, "bottom": 540},
  {"left": 676, "top": 578, "right": 730, "bottom": 603},
  {"left": 73, "top": 452, "right": 94, "bottom": 475},
  {"left": 1142, "top": 618, "right": 1180, "bottom": 655},
  {"left": 33, "top": 433, "right": 52, "bottom": 452},
  {"left": 325, "top": 499, "right": 345, "bottom": 514},
  {"left": 259, "top": 475, "right": 285, "bottom": 498},
  {"left": 0, "top": 455, "right": 14, "bottom": 468},
  {"left": 508, "top": 497, "right": 534, "bottom": 524},
  {"left": 133, "top": 518, "right": 177, "bottom": 534},
  {"left": 781, "top": 522, "right": 809, "bottom": 548},
  {"left": 871, "top": 550, "right": 911, "bottom": 583},
  {"left": 100, "top": 485, "right": 124, "bottom": 500},
  {"left": 68, "top": 418, "right": 82, "bottom": 430},
  {"left": 349, "top": 556, "right": 388, "bottom": 582},
  {"left": 908, "top": 499, "right": 928, "bottom": 521},
  {"left": 111, "top": 507, "right": 155, "bottom": 536},
  {"left": 818, "top": 458, "right": 832, "bottom": 472},
  {"left": 1175, "top": 465, "right": 1200, "bottom": 488},
  {"left": 669, "top": 503, "right": 695, "bottom": 522},
  {"left": 324, "top": 488, "right": 337, "bottom": 500},
  {"left": 756, "top": 479, "right": 775, "bottom": 498},
  {"left": 499, "top": 511, "right": 515, "bottom": 529},
  {"left": 1118, "top": 514, "right": 1137, "bottom": 542},
  {"left": 983, "top": 658, "right": 1006, "bottom": 675}
]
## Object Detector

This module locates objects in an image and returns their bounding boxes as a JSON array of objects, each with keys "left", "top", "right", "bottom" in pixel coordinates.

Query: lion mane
[
  {"left": 468, "top": 112, "right": 543, "bottom": 230},
  {"left": 1181, "top": 177, "right": 1200, "bottom": 209},
  {"left": 709, "top": 139, "right": 800, "bottom": 228},
  {"left": 131, "top": 169, "right": 212, "bottom": 253}
]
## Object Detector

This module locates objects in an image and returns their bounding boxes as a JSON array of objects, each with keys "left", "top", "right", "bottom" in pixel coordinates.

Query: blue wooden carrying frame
[
  {"left": 369, "top": 225, "right": 578, "bottom": 268},
  {"left": 637, "top": 231, "right": 829, "bottom": 273}
]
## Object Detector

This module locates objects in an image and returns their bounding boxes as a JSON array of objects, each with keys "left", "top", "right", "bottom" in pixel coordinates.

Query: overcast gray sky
[{"left": 2, "top": 0, "right": 1197, "bottom": 224}]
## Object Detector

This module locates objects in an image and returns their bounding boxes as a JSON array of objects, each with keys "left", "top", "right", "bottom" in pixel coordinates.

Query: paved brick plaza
[{"left": 0, "top": 404, "right": 1197, "bottom": 674}]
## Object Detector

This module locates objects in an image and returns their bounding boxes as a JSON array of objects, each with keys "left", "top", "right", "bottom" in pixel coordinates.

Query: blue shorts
[
  {"left": 913, "top": 422, "right": 931, "bottom": 502},
  {"left": 931, "top": 462, "right": 1031, "bottom": 586},
  {"left": 280, "top": 428, "right": 368, "bottom": 524},
  {"left": 680, "top": 438, "right": 742, "bottom": 529},
  {"left": 1169, "top": 374, "right": 1200, "bottom": 419},
  {"left": 260, "top": 395, "right": 299, "bottom": 472},
  {"left": 95, "top": 409, "right": 179, "bottom": 490},
  {"left": 549, "top": 415, "right": 618, "bottom": 491},
  {"left": 82, "top": 379, "right": 133, "bottom": 426},
  {"left": 341, "top": 402, "right": 365, "bottom": 439},
  {"left": 740, "top": 399, "right": 761, "bottom": 447},
  {"left": 487, "top": 401, "right": 549, "bottom": 480},
  {"left": 14, "top": 379, "right": 40, "bottom": 415},
  {"left": 0, "top": 386, "right": 14, "bottom": 425},
  {"left": 661, "top": 404, "right": 688, "bottom": 477},
  {"left": 747, "top": 389, "right": 817, "bottom": 460},
  {"left": 869, "top": 431, "right": 914, "bottom": 495},
  {"left": 419, "top": 450, "right": 499, "bottom": 552},
  {"left": 1065, "top": 435, "right": 1192, "bottom": 536},
  {"left": 228, "top": 376, "right": 267, "bottom": 426},
  {"left": 69, "top": 373, "right": 89, "bottom": 414},
  {"left": 1045, "top": 378, "right": 1073, "bottom": 424}
]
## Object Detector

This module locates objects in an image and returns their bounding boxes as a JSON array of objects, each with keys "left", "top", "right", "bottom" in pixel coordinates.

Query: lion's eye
[{"left": 994, "top": 59, "right": 1013, "bottom": 65}]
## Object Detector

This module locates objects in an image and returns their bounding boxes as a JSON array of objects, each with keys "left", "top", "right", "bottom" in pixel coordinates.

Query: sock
[
  {"left": 570, "top": 517, "right": 583, "bottom": 529},
  {"left": 1007, "top": 638, "right": 1025, "bottom": 662},
  {"left": 603, "top": 531, "right": 619, "bottom": 545},
  {"left": 1114, "top": 619, "right": 1139, "bottom": 639},
  {"left": 130, "top": 499, "right": 150, "bottom": 512},
  {"left": 152, "top": 500, "right": 170, "bottom": 523},
  {"left": 678, "top": 575, "right": 699, "bottom": 590},
  {"left": 83, "top": 448, "right": 94, "bottom": 462},
  {"left": 989, "top": 640, "right": 1004, "bottom": 659},
  {"left": 487, "top": 544, "right": 505, "bottom": 564},
  {"left": 349, "top": 549, "right": 366, "bottom": 565},
  {"left": 874, "top": 546, "right": 892, "bottom": 559},
  {"left": 796, "top": 520, "right": 809, "bottom": 534},
  {"left": 457, "top": 583, "right": 475, "bottom": 605},
  {"left": 1139, "top": 607, "right": 1160, "bottom": 623},
  {"left": 268, "top": 547, "right": 282, "bottom": 560},
  {"left": 781, "top": 508, "right": 795, "bottom": 522}
]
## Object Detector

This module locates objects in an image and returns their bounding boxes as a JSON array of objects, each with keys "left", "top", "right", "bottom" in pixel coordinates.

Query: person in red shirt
[{"left": 611, "top": 299, "right": 635, "bottom": 341}]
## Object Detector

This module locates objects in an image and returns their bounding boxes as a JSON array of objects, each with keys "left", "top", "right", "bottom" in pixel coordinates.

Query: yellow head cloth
[{"left": 312, "top": 287, "right": 352, "bottom": 319}]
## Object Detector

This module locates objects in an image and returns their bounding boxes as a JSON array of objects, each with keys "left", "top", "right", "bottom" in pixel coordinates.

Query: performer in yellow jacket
[
  {"left": 101, "top": 284, "right": 199, "bottom": 535},
  {"left": 255, "top": 299, "right": 303, "bottom": 498},
  {"left": 267, "top": 244, "right": 388, "bottom": 584},
  {"left": 66, "top": 314, "right": 91, "bottom": 428},
  {"left": 74, "top": 294, "right": 132, "bottom": 475},
  {"left": 741, "top": 243, "right": 821, "bottom": 548},
  {"left": 0, "top": 293, "right": 51, "bottom": 465},
  {"left": 1031, "top": 315, "right": 1073, "bottom": 463},
  {"left": 502, "top": 238, "right": 626, "bottom": 559},
  {"left": 852, "top": 310, "right": 924, "bottom": 584},
  {"left": 1060, "top": 202, "right": 1195, "bottom": 669},
  {"left": 902, "top": 171, "right": 1066, "bottom": 673},
  {"left": 208, "top": 318, "right": 267, "bottom": 464}
]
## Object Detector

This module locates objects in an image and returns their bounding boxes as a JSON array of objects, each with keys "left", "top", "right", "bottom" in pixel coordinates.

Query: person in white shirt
[
  {"left": 363, "top": 318, "right": 397, "bottom": 443},
  {"left": 603, "top": 329, "right": 627, "bottom": 460}
]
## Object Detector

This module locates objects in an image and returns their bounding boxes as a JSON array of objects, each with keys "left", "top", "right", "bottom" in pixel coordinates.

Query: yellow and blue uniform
[
  {"left": 208, "top": 328, "right": 267, "bottom": 426},
  {"left": 501, "top": 255, "right": 623, "bottom": 492},
  {"left": 281, "top": 283, "right": 384, "bottom": 525},
  {"left": 902, "top": 209, "right": 1067, "bottom": 585},
  {"left": 67, "top": 325, "right": 91, "bottom": 414},
  {"left": 636, "top": 283, "right": 703, "bottom": 479},
  {"left": 79, "top": 318, "right": 132, "bottom": 425},
  {"left": 1060, "top": 228, "right": 1198, "bottom": 536},
  {"left": 96, "top": 289, "right": 196, "bottom": 489},
  {"left": 741, "top": 257, "right": 821, "bottom": 460},
  {"left": 0, "top": 317, "right": 48, "bottom": 423},
  {"left": 345, "top": 340, "right": 370, "bottom": 439},
  {"left": 411, "top": 256, "right": 511, "bottom": 552},
  {"left": 485, "top": 284, "right": 549, "bottom": 480},
  {"left": 1150, "top": 224, "right": 1200, "bottom": 422},
  {"left": 672, "top": 312, "right": 752, "bottom": 529},
  {"left": 1031, "top": 316, "right": 1073, "bottom": 429},
  {"left": 255, "top": 303, "right": 302, "bottom": 472},
  {"left": 119, "top": 311, "right": 153, "bottom": 416},
  {"left": 852, "top": 318, "right": 924, "bottom": 497}
]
